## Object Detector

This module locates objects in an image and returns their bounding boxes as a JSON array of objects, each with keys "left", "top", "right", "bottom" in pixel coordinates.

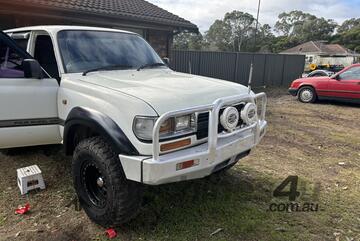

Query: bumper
[
  {"left": 288, "top": 88, "right": 298, "bottom": 96},
  {"left": 120, "top": 93, "right": 267, "bottom": 185}
]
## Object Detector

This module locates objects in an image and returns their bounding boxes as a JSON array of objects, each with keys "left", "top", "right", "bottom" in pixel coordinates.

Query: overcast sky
[{"left": 150, "top": 0, "right": 360, "bottom": 32}]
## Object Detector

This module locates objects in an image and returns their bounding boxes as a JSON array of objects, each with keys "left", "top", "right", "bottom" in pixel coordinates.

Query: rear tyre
[
  {"left": 72, "top": 136, "right": 143, "bottom": 227},
  {"left": 297, "top": 86, "right": 317, "bottom": 103}
]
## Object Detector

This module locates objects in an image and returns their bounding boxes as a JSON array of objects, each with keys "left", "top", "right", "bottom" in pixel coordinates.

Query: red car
[{"left": 289, "top": 64, "right": 360, "bottom": 104}]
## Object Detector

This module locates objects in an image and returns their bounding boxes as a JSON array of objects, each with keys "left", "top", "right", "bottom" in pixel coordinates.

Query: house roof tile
[
  {"left": 6, "top": 0, "right": 198, "bottom": 31},
  {"left": 281, "top": 41, "right": 357, "bottom": 56}
]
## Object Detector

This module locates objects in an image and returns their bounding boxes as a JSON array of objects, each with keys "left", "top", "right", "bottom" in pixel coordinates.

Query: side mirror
[
  {"left": 22, "top": 59, "right": 42, "bottom": 79},
  {"left": 162, "top": 57, "right": 170, "bottom": 66}
]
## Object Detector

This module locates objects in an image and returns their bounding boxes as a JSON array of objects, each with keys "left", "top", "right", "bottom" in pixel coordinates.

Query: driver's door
[
  {"left": 328, "top": 66, "right": 360, "bottom": 100},
  {"left": 0, "top": 31, "right": 61, "bottom": 148}
]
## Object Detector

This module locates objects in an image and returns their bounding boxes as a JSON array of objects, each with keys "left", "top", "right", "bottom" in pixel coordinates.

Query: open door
[{"left": 0, "top": 31, "right": 61, "bottom": 148}]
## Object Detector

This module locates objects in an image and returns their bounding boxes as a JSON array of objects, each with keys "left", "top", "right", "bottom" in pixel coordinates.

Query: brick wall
[{"left": 147, "top": 29, "right": 173, "bottom": 58}]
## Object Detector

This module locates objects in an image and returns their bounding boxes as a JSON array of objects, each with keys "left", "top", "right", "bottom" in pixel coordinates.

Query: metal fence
[{"left": 170, "top": 50, "right": 305, "bottom": 87}]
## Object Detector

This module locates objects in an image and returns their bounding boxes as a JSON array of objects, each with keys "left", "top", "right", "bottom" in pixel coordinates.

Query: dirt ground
[{"left": 0, "top": 89, "right": 359, "bottom": 241}]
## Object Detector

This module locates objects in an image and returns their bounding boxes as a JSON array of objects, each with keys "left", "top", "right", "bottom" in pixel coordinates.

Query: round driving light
[
  {"left": 241, "top": 103, "right": 257, "bottom": 125},
  {"left": 220, "top": 106, "right": 239, "bottom": 132}
]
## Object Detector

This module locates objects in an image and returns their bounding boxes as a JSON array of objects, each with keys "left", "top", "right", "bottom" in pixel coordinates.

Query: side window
[
  {"left": 13, "top": 39, "right": 29, "bottom": 51},
  {"left": 34, "top": 35, "right": 59, "bottom": 80},
  {"left": 338, "top": 66, "right": 360, "bottom": 80},
  {"left": 0, "top": 38, "right": 24, "bottom": 78},
  {"left": 10, "top": 32, "right": 30, "bottom": 51}
]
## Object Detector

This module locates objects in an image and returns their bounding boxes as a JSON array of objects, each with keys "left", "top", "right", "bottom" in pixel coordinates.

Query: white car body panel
[
  {"left": 120, "top": 124, "right": 259, "bottom": 184},
  {"left": 76, "top": 69, "right": 249, "bottom": 115},
  {"left": 0, "top": 78, "right": 58, "bottom": 119},
  {"left": 58, "top": 73, "right": 157, "bottom": 154},
  {"left": 0, "top": 126, "right": 61, "bottom": 148},
  {"left": 0, "top": 77, "right": 61, "bottom": 147}
]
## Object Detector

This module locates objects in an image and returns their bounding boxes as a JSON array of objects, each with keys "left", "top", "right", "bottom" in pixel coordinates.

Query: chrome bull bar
[{"left": 152, "top": 92, "right": 267, "bottom": 161}]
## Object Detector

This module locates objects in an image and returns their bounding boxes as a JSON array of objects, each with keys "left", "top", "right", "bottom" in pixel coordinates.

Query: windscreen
[{"left": 57, "top": 30, "right": 163, "bottom": 73}]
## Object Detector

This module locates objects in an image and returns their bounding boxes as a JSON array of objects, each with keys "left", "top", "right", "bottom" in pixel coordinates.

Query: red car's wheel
[{"left": 297, "top": 86, "right": 317, "bottom": 103}]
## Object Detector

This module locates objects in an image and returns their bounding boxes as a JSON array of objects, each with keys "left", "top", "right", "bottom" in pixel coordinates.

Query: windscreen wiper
[
  {"left": 137, "top": 62, "right": 166, "bottom": 71},
  {"left": 82, "top": 64, "right": 133, "bottom": 76}
]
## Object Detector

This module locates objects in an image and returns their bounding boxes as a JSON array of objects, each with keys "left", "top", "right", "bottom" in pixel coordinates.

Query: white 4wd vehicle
[{"left": 0, "top": 26, "right": 267, "bottom": 226}]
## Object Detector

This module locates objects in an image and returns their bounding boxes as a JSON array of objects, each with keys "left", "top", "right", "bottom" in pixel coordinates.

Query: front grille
[
  {"left": 196, "top": 103, "right": 245, "bottom": 139},
  {"left": 196, "top": 112, "right": 210, "bottom": 139}
]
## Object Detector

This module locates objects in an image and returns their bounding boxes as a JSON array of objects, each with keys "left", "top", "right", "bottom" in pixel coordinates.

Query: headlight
[
  {"left": 175, "top": 115, "right": 195, "bottom": 131},
  {"left": 160, "top": 114, "right": 196, "bottom": 139},
  {"left": 241, "top": 103, "right": 258, "bottom": 125},
  {"left": 133, "top": 116, "right": 157, "bottom": 140},
  {"left": 133, "top": 114, "right": 196, "bottom": 141}
]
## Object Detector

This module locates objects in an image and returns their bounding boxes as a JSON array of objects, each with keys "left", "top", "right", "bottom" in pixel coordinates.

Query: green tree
[
  {"left": 330, "top": 18, "right": 360, "bottom": 52},
  {"left": 271, "top": 36, "right": 300, "bottom": 53},
  {"left": 275, "top": 10, "right": 337, "bottom": 43},
  {"left": 337, "top": 18, "right": 360, "bottom": 33},
  {"left": 331, "top": 28, "right": 360, "bottom": 52},
  {"left": 173, "top": 32, "right": 205, "bottom": 50},
  {"left": 205, "top": 19, "right": 232, "bottom": 51},
  {"left": 223, "top": 11, "right": 256, "bottom": 52},
  {"left": 206, "top": 11, "right": 259, "bottom": 52},
  {"left": 275, "top": 10, "right": 309, "bottom": 36},
  {"left": 256, "top": 24, "right": 275, "bottom": 52}
]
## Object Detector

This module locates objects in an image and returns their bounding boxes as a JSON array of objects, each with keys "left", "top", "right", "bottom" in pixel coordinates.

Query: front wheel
[
  {"left": 297, "top": 86, "right": 317, "bottom": 103},
  {"left": 72, "top": 136, "right": 143, "bottom": 227}
]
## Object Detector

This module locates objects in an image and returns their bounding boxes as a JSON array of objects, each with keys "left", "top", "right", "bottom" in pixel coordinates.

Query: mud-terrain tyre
[
  {"left": 297, "top": 86, "right": 317, "bottom": 103},
  {"left": 72, "top": 136, "right": 143, "bottom": 227}
]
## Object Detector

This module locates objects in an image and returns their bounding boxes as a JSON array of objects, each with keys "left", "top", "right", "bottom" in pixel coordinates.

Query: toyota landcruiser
[{"left": 0, "top": 26, "right": 267, "bottom": 226}]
